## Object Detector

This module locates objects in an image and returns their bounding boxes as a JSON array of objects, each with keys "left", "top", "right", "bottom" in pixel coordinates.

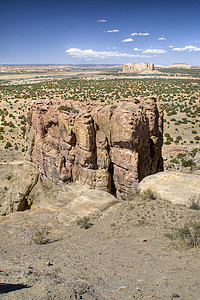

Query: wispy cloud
[
  {"left": 66, "top": 48, "right": 149, "bottom": 59},
  {"left": 158, "top": 37, "right": 166, "bottom": 40},
  {"left": 106, "top": 29, "right": 119, "bottom": 33},
  {"left": 134, "top": 47, "right": 143, "bottom": 51},
  {"left": 121, "top": 38, "right": 134, "bottom": 42},
  {"left": 169, "top": 45, "right": 174, "bottom": 48},
  {"left": 131, "top": 32, "right": 149, "bottom": 36},
  {"left": 97, "top": 19, "right": 107, "bottom": 23},
  {"left": 172, "top": 45, "right": 200, "bottom": 52},
  {"left": 142, "top": 48, "right": 167, "bottom": 54},
  {"left": 133, "top": 47, "right": 166, "bottom": 54}
]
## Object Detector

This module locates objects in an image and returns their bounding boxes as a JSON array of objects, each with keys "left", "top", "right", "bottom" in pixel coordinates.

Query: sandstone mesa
[
  {"left": 122, "top": 62, "right": 155, "bottom": 73},
  {"left": 2, "top": 97, "right": 163, "bottom": 214}
]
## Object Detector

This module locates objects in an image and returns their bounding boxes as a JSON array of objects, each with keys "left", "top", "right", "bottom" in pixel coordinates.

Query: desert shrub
[
  {"left": 126, "top": 187, "right": 141, "bottom": 201},
  {"left": 189, "top": 196, "right": 200, "bottom": 210},
  {"left": 190, "top": 148, "right": 198, "bottom": 158},
  {"left": 192, "top": 130, "right": 197, "bottom": 134},
  {"left": 77, "top": 216, "right": 92, "bottom": 229},
  {"left": 0, "top": 134, "right": 4, "bottom": 140},
  {"left": 164, "top": 140, "right": 171, "bottom": 145},
  {"left": 4, "top": 141, "right": 12, "bottom": 149},
  {"left": 176, "top": 136, "right": 182, "bottom": 141},
  {"left": 177, "top": 152, "right": 186, "bottom": 159},
  {"left": 8, "top": 121, "right": 15, "bottom": 128},
  {"left": 58, "top": 105, "right": 79, "bottom": 114},
  {"left": 127, "top": 187, "right": 157, "bottom": 202},
  {"left": 32, "top": 226, "right": 50, "bottom": 244},
  {"left": 170, "top": 158, "right": 179, "bottom": 164},
  {"left": 166, "top": 222, "right": 200, "bottom": 248},
  {"left": 181, "top": 159, "right": 195, "bottom": 167},
  {"left": 21, "top": 126, "right": 26, "bottom": 138}
]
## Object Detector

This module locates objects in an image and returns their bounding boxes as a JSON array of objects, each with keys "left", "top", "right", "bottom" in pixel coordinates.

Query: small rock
[
  {"left": 118, "top": 286, "right": 127, "bottom": 291},
  {"left": 172, "top": 293, "right": 180, "bottom": 298}
]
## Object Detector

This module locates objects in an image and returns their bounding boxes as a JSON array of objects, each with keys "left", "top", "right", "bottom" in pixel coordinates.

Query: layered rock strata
[
  {"left": 24, "top": 97, "right": 163, "bottom": 200},
  {"left": 122, "top": 62, "right": 154, "bottom": 73}
]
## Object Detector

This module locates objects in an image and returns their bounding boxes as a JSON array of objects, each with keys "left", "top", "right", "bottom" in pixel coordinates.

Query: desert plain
[{"left": 0, "top": 64, "right": 200, "bottom": 299}]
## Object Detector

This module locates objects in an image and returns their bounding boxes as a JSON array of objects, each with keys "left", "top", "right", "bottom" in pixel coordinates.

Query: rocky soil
[{"left": 1, "top": 187, "right": 200, "bottom": 300}]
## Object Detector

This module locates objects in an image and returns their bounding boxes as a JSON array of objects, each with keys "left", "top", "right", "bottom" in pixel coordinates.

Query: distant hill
[
  {"left": 155, "top": 63, "right": 191, "bottom": 69},
  {"left": 68, "top": 64, "right": 123, "bottom": 69}
]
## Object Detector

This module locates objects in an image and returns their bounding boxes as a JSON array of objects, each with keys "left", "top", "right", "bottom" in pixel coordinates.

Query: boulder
[{"left": 138, "top": 171, "right": 200, "bottom": 206}]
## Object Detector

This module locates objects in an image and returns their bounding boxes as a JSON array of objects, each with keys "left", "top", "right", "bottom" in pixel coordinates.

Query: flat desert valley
[{"left": 0, "top": 64, "right": 200, "bottom": 299}]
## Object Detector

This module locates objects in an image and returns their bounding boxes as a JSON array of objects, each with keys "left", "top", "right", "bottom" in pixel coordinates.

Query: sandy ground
[{"left": 0, "top": 176, "right": 200, "bottom": 299}]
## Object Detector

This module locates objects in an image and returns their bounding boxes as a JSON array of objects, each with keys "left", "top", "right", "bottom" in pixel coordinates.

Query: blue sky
[{"left": 1, "top": 0, "right": 200, "bottom": 65}]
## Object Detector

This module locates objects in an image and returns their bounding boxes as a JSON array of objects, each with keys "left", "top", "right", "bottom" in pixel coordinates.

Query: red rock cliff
[{"left": 25, "top": 97, "right": 163, "bottom": 199}]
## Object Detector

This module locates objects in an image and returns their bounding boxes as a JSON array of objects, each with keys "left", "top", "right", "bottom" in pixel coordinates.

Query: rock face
[
  {"left": 122, "top": 63, "right": 155, "bottom": 73},
  {"left": 24, "top": 97, "right": 163, "bottom": 201}
]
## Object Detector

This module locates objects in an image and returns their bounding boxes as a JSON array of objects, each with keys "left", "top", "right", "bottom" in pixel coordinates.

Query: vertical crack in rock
[
  {"left": 92, "top": 119, "right": 98, "bottom": 170},
  {"left": 107, "top": 146, "right": 116, "bottom": 197}
]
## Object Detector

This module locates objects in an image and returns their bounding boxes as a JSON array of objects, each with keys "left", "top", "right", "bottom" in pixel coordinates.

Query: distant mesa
[
  {"left": 171, "top": 63, "right": 191, "bottom": 68},
  {"left": 122, "top": 62, "right": 155, "bottom": 73},
  {"left": 156, "top": 63, "right": 191, "bottom": 69}
]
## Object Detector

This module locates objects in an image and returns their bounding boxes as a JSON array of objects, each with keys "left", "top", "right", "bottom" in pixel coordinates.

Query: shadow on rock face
[{"left": 0, "top": 283, "right": 30, "bottom": 294}]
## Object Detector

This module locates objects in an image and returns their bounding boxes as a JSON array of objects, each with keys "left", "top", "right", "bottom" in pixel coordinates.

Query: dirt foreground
[{"left": 0, "top": 187, "right": 200, "bottom": 300}]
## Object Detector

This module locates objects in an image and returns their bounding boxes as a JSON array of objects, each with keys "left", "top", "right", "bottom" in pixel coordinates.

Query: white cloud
[
  {"left": 169, "top": 45, "right": 174, "bottom": 48},
  {"left": 194, "top": 40, "right": 200, "bottom": 43},
  {"left": 107, "top": 29, "right": 119, "bottom": 33},
  {"left": 134, "top": 47, "right": 143, "bottom": 51},
  {"left": 121, "top": 38, "right": 134, "bottom": 42},
  {"left": 172, "top": 45, "right": 200, "bottom": 52},
  {"left": 131, "top": 32, "right": 149, "bottom": 36},
  {"left": 142, "top": 48, "right": 167, "bottom": 54},
  {"left": 66, "top": 48, "right": 149, "bottom": 59},
  {"left": 158, "top": 37, "right": 166, "bottom": 40},
  {"left": 97, "top": 19, "right": 107, "bottom": 22}
]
